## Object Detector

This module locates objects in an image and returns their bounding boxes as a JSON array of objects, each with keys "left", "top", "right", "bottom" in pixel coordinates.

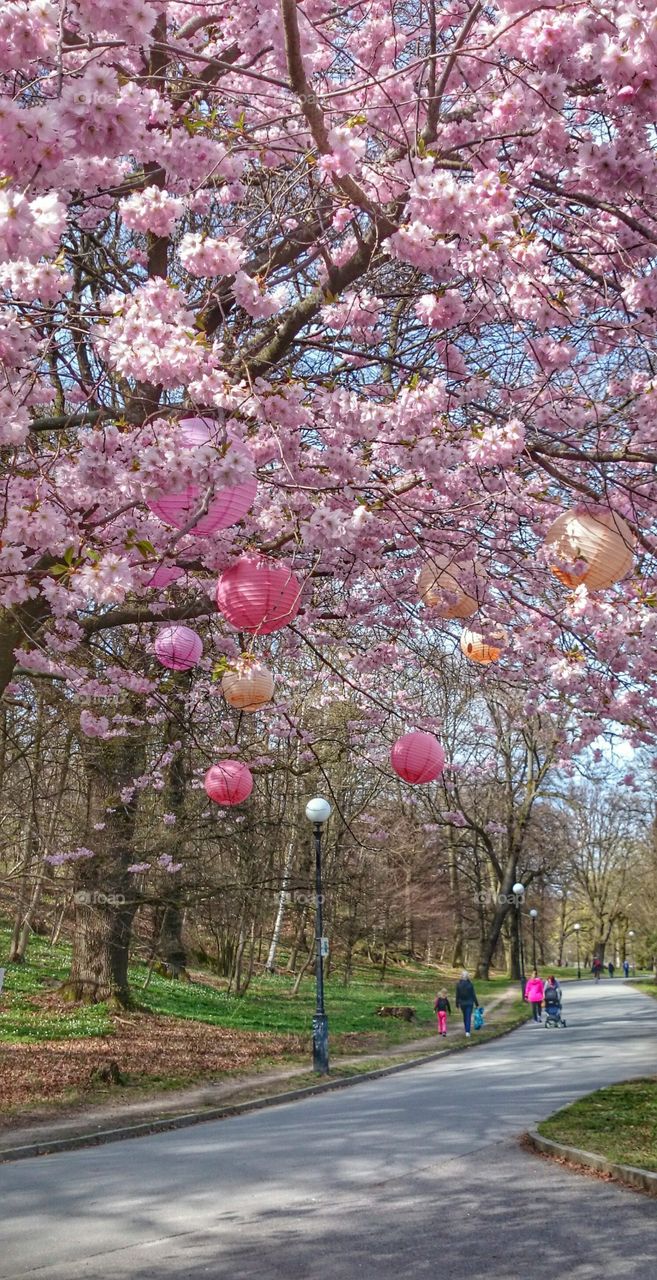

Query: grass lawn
[
  {"left": 538, "top": 1078, "right": 657, "bottom": 1172},
  {"left": 0, "top": 924, "right": 511, "bottom": 1046}
]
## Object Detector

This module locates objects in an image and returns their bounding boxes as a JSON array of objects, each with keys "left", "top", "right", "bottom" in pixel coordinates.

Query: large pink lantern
[
  {"left": 154, "top": 625, "right": 203, "bottom": 671},
  {"left": 204, "top": 761, "right": 253, "bottom": 806},
  {"left": 391, "top": 732, "right": 445, "bottom": 784},
  {"left": 147, "top": 564, "right": 183, "bottom": 588},
  {"left": 147, "top": 422, "right": 257, "bottom": 537},
  {"left": 216, "top": 555, "right": 302, "bottom": 635}
]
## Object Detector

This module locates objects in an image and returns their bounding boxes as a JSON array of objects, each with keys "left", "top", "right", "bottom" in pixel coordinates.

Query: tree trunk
[
  {"left": 266, "top": 756, "right": 301, "bottom": 972},
  {"left": 448, "top": 832, "right": 464, "bottom": 967},
  {"left": 62, "top": 732, "right": 145, "bottom": 1007}
]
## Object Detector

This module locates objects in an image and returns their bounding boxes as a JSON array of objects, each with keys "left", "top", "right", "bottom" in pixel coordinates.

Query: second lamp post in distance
[{"left": 306, "top": 796, "right": 332, "bottom": 1075}]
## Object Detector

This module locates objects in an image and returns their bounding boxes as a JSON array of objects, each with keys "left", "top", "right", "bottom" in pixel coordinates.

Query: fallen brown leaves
[{"left": 0, "top": 1001, "right": 304, "bottom": 1119}]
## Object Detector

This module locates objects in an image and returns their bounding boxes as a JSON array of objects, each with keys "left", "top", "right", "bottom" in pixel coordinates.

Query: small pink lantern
[
  {"left": 222, "top": 661, "right": 275, "bottom": 712},
  {"left": 544, "top": 508, "right": 635, "bottom": 591},
  {"left": 460, "top": 625, "right": 507, "bottom": 665},
  {"left": 147, "top": 429, "right": 257, "bottom": 537},
  {"left": 147, "top": 565, "right": 183, "bottom": 589},
  {"left": 204, "top": 761, "right": 253, "bottom": 806},
  {"left": 391, "top": 732, "right": 445, "bottom": 784},
  {"left": 154, "top": 625, "right": 203, "bottom": 671},
  {"left": 216, "top": 556, "right": 302, "bottom": 635},
  {"left": 417, "top": 555, "right": 481, "bottom": 619}
]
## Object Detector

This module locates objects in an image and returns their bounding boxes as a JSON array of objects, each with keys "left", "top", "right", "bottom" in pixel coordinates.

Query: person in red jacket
[{"left": 524, "top": 970, "right": 545, "bottom": 1023}]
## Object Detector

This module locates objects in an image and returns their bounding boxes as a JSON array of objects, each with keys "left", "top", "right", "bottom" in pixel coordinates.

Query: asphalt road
[{"left": 2, "top": 981, "right": 656, "bottom": 1279}]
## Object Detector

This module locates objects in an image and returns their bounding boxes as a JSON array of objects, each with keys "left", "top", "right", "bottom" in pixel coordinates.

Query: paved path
[{"left": 2, "top": 981, "right": 656, "bottom": 1279}]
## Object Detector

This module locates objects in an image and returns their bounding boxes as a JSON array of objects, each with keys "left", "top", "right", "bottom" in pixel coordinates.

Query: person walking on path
[
  {"left": 434, "top": 990, "right": 451, "bottom": 1037},
  {"left": 455, "top": 971, "right": 479, "bottom": 1037},
  {"left": 592, "top": 957, "right": 602, "bottom": 981},
  {"left": 623, "top": 959, "right": 630, "bottom": 978},
  {"left": 608, "top": 961, "right": 615, "bottom": 978},
  {"left": 524, "top": 970, "right": 545, "bottom": 1022}
]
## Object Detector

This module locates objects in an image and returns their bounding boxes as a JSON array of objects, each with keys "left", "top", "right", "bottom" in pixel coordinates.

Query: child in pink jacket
[{"left": 524, "top": 970, "right": 545, "bottom": 1022}]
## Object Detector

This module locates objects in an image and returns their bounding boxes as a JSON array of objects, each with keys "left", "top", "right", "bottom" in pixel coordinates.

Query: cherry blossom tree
[{"left": 2, "top": 1, "right": 657, "bottom": 998}]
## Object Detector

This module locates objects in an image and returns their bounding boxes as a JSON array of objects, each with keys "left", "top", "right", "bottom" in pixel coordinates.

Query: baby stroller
[{"left": 544, "top": 985, "right": 566, "bottom": 1028}]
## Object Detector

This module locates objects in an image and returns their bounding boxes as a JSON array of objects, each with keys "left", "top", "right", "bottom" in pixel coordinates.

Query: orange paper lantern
[
  {"left": 544, "top": 509, "right": 634, "bottom": 591},
  {"left": 460, "top": 625, "right": 506, "bottom": 665},
  {"left": 222, "top": 661, "right": 274, "bottom": 712},
  {"left": 417, "top": 555, "right": 480, "bottom": 619}
]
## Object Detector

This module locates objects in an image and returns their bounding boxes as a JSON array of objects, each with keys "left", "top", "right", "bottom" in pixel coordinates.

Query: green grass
[
  {"left": 0, "top": 930, "right": 112, "bottom": 1042},
  {"left": 538, "top": 1079, "right": 657, "bottom": 1172},
  {"left": 0, "top": 924, "right": 512, "bottom": 1045}
]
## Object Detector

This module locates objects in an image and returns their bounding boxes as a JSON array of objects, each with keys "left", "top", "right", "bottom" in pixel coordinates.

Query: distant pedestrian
[
  {"left": 592, "top": 957, "right": 602, "bottom": 981},
  {"left": 623, "top": 959, "right": 630, "bottom": 979},
  {"left": 524, "top": 970, "right": 545, "bottom": 1022},
  {"left": 455, "top": 971, "right": 479, "bottom": 1037},
  {"left": 608, "top": 961, "right": 615, "bottom": 978},
  {"left": 434, "top": 989, "right": 451, "bottom": 1037}
]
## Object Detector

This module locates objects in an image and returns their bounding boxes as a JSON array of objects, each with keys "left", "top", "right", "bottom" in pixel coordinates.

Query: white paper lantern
[
  {"left": 417, "top": 555, "right": 481, "bottom": 619},
  {"left": 460, "top": 625, "right": 507, "bottom": 665},
  {"left": 544, "top": 509, "right": 634, "bottom": 591},
  {"left": 221, "top": 661, "right": 275, "bottom": 712}
]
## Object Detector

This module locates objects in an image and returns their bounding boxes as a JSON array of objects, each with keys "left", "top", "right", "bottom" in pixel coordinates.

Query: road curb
[
  {"left": 0, "top": 1014, "right": 528, "bottom": 1163},
  {"left": 524, "top": 1129, "right": 657, "bottom": 1198}
]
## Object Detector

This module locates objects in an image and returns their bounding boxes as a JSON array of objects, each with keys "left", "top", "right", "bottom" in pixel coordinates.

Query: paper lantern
[
  {"left": 417, "top": 555, "right": 480, "bottom": 619},
  {"left": 204, "top": 761, "right": 253, "bottom": 806},
  {"left": 544, "top": 509, "right": 635, "bottom": 591},
  {"left": 216, "top": 556, "right": 301, "bottom": 635},
  {"left": 147, "top": 429, "right": 257, "bottom": 537},
  {"left": 178, "top": 416, "right": 221, "bottom": 448},
  {"left": 154, "top": 625, "right": 203, "bottom": 671},
  {"left": 222, "top": 661, "right": 275, "bottom": 712},
  {"left": 391, "top": 732, "right": 445, "bottom": 784},
  {"left": 460, "top": 625, "right": 506, "bottom": 665},
  {"left": 147, "top": 565, "right": 183, "bottom": 588}
]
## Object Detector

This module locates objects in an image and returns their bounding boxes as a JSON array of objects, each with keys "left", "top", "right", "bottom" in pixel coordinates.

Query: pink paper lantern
[
  {"left": 178, "top": 416, "right": 220, "bottom": 447},
  {"left": 147, "top": 565, "right": 183, "bottom": 588},
  {"left": 147, "top": 429, "right": 257, "bottom": 537},
  {"left": 216, "top": 556, "right": 302, "bottom": 635},
  {"left": 391, "top": 732, "right": 445, "bottom": 785},
  {"left": 154, "top": 625, "right": 203, "bottom": 671},
  {"left": 204, "top": 761, "right": 253, "bottom": 806}
]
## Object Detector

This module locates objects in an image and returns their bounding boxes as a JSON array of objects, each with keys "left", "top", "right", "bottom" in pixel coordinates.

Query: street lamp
[
  {"left": 306, "top": 796, "right": 332, "bottom": 1075},
  {"left": 529, "top": 908, "right": 538, "bottom": 970},
  {"left": 512, "top": 882, "right": 526, "bottom": 996},
  {"left": 628, "top": 929, "right": 635, "bottom": 974},
  {"left": 574, "top": 923, "right": 581, "bottom": 980}
]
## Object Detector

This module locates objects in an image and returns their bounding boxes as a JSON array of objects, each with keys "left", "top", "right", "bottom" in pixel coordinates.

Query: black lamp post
[
  {"left": 306, "top": 796, "right": 332, "bottom": 1075},
  {"left": 513, "top": 882, "right": 526, "bottom": 996},
  {"left": 529, "top": 908, "right": 538, "bottom": 970},
  {"left": 628, "top": 930, "right": 635, "bottom": 974},
  {"left": 574, "top": 923, "right": 581, "bottom": 979}
]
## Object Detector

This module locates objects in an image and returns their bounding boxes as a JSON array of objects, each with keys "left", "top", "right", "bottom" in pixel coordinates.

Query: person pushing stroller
[{"left": 543, "top": 975, "right": 566, "bottom": 1027}]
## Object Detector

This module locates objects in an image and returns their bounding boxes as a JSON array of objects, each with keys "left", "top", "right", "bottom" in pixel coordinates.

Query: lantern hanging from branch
[
  {"left": 391, "top": 732, "right": 446, "bottom": 784},
  {"left": 154, "top": 625, "right": 203, "bottom": 671},
  {"left": 216, "top": 555, "right": 302, "bottom": 634},
  {"left": 147, "top": 564, "right": 184, "bottom": 589},
  {"left": 204, "top": 761, "right": 253, "bottom": 806},
  {"left": 417, "top": 555, "right": 481, "bottom": 619},
  {"left": 460, "top": 625, "right": 507, "bottom": 665},
  {"left": 147, "top": 422, "right": 257, "bottom": 537},
  {"left": 222, "top": 660, "right": 275, "bottom": 712},
  {"left": 544, "top": 508, "right": 635, "bottom": 591}
]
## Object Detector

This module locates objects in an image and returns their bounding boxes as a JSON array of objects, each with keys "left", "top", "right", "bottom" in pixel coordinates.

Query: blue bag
[{"left": 473, "top": 1007, "right": 484, "bottom": 1031}]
